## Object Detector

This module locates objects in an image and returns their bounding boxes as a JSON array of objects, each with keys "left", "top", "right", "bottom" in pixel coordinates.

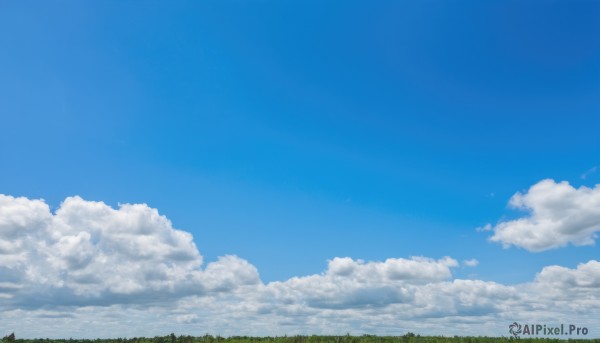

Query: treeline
[{"left": 3, "top": 334, "right": 600, "bottom": 343}]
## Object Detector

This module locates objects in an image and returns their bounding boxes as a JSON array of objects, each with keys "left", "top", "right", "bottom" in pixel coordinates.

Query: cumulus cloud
[
  {"left": 2, "top": 193, "right": 600, "bottom": 338},
  {"left": 0, "top": 194, "right": 258, "bottom": 306},
  {"left": 535, "top": 260, "right": 600, "bottom": 290},
  {"left": 265, "top": 256, "right": 458, "bottom": 310},
  {"left": 486, "top": 179, "right": 600, "bottom": 252}
]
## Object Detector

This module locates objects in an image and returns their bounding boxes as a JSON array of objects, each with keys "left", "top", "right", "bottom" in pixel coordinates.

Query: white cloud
[
  {"left": 463, "top": 259, "right": 479, "bottom": 267},
  {"left": 535, "top": 260, "right": 600, "bottom": 289},
  {"left": 476, "top": 224, "right": 492, "bottom": 232},
  {"left": 0, "top": 194, "right": 258, "bottom": 307},
  {"left": 2, "top": 193, "right": 600, "bottom": 338},
  {"left": 265, "top": 256, "right": 458, "bottom": 310},
  {"left": 487, "top": 179, "right": 600, "bottom": 252}
]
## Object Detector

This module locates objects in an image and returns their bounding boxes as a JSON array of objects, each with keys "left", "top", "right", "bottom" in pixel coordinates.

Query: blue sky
[{"left": 1, "top": 0, "right": 600, "bottom": 338}]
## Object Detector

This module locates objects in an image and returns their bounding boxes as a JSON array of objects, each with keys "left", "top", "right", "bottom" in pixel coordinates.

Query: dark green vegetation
[{"left": 3, "top": 334, "right": 599, "bottom": 343}]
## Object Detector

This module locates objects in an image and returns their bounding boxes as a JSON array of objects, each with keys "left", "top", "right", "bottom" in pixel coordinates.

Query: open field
[{"left": 3, "top": 335, "right": 600, "bottom": 343}]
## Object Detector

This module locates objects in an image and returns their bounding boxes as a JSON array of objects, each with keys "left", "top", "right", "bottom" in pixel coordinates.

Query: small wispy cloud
[
  {"left": 581, "top": 166, "right": 598, "bottom": 180},
  {"left": 463, "top": 259, "right": 479, "bottom": 267},
  {"left": 476, "top": 224, "right": 492, "bottom": 232}
]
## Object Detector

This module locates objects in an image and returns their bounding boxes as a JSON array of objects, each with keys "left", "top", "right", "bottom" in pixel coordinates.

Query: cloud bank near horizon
[{"left": 1, "top": 189, "right": 600, "bottom": 338}]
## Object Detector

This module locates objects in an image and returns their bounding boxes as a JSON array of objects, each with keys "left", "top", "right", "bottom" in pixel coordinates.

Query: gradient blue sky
[{"left": 1, "top": 0, "right": 599, "bottom": 289}]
